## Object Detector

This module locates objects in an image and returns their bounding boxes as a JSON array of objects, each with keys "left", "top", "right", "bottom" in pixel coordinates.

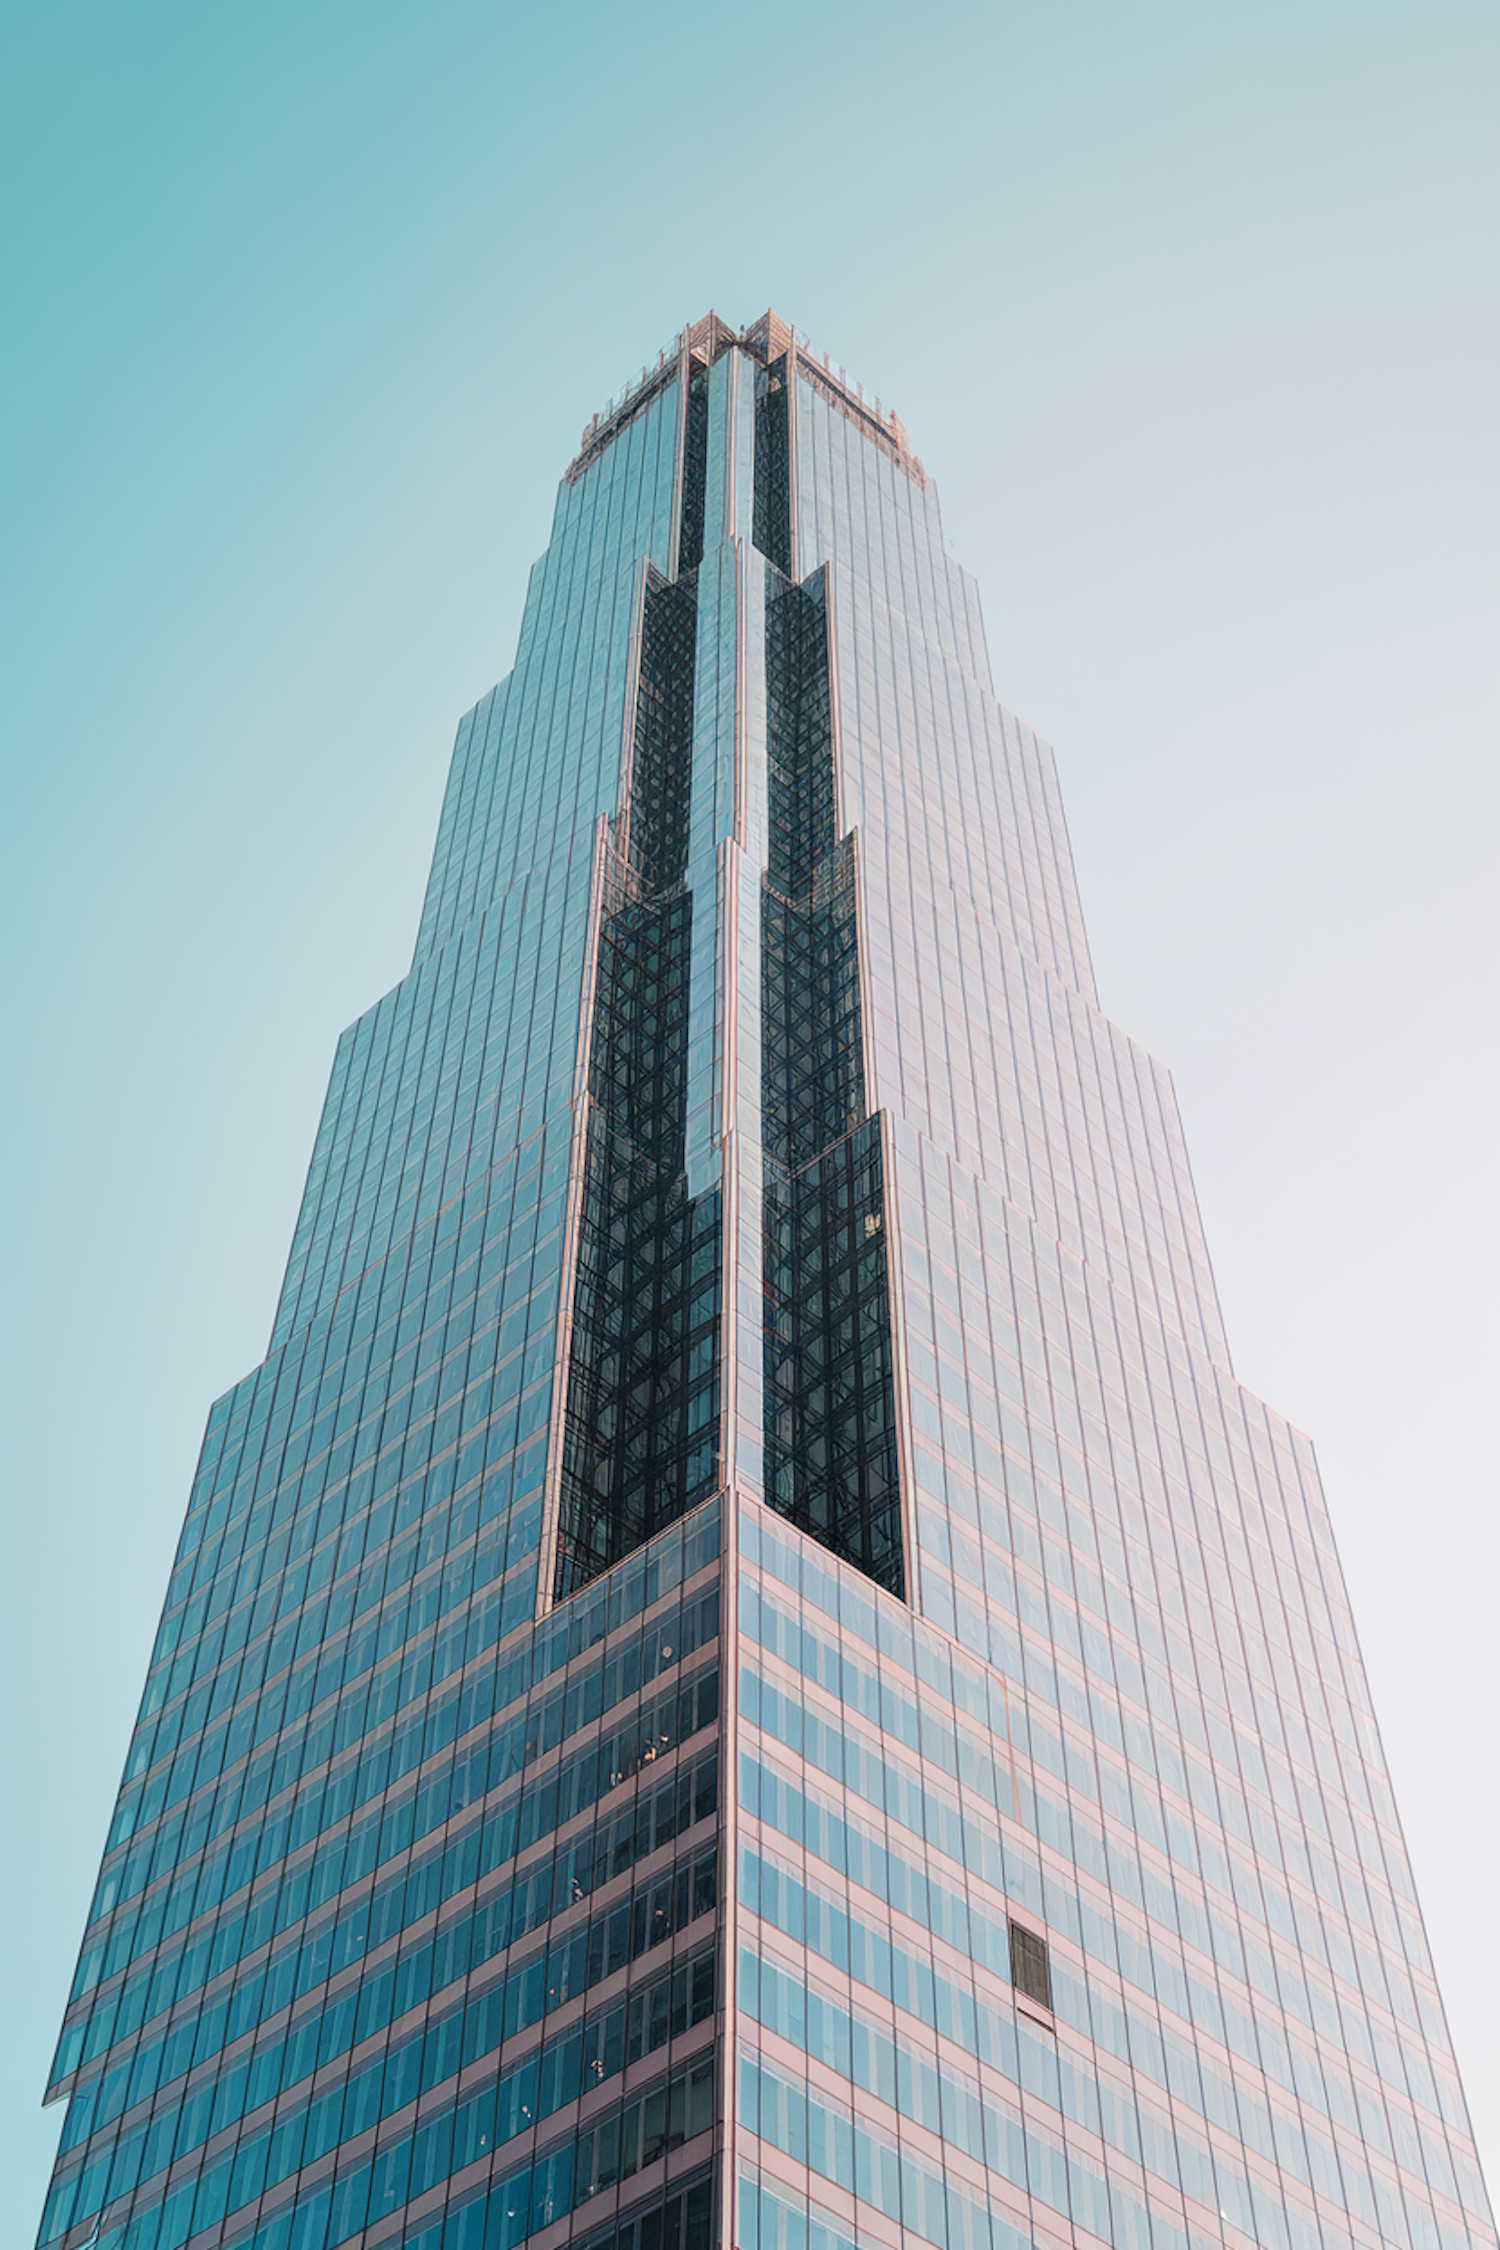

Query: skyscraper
[{"left": 36, "top": 308, "right": 1493, "bottom": 2250}]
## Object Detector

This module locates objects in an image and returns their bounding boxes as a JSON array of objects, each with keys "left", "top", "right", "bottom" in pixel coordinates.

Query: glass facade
[{"left": 36, "top": 310, "right": 1494, "bottom": 2250}]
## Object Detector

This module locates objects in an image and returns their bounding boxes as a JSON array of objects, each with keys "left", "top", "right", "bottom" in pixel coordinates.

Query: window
[{"left": 1009, "top": 1920, "right": 1052, "bottom": 2012}]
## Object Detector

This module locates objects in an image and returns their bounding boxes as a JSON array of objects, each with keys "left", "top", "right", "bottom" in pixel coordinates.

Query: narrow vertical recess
[
  {"left": 761, "top": 567, "right": 904, "bottom": 1598},
  {"left": 677, "top": 368, "right": 710, "bottom": 577},
  {"left": 627, "top": 576, "right": 695, "bottom": 885},
  {"left": 752, "top": 356, "right": 792, "bottom": 576},
  {"left": 557, "top": 574, "right": 722, "bottom": 1597},
  {"left": 764, "top": 568, "right": 834, "bottom": 902}
]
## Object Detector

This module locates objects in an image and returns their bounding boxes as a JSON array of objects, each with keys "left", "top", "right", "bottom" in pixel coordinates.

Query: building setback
[{"left": 37, "top": 312, "right": 1495, "bottom": 2250}]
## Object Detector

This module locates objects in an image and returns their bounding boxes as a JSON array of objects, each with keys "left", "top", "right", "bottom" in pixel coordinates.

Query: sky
[{"left": 1, "top": 0, "right": 1495, "bottom": 2233}]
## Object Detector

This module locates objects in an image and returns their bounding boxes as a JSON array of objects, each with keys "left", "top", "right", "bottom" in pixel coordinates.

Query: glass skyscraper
[{"left": 37, "top": 310, "right": 1493, "bottom": 2250}]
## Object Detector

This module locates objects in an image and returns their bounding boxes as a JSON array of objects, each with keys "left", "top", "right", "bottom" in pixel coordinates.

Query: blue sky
[{"left": 3, "top": 0, "right": 1496, "bottom": 2228}]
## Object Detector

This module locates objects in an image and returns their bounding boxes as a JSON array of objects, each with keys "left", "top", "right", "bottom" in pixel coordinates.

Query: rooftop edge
[{"left": 566, "top": 308, "right": 927, "bottom": 489}]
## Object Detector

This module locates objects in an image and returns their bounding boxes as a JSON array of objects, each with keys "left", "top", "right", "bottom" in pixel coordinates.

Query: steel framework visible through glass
[
  {"left": 557, "top": 577, "right": 722, "bottom": 1595},
  {"left": 760, "top": 569, "right": 904, "bottom": 1597}
]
